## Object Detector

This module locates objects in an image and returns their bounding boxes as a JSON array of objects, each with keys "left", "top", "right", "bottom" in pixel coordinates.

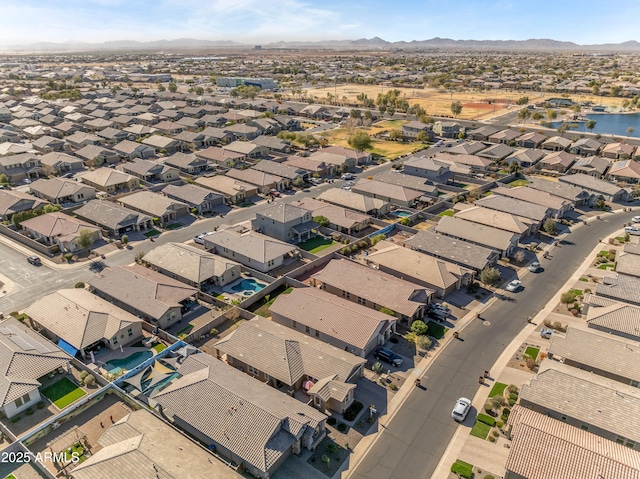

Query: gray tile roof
[
  {"left": 215, "top": 317, "right": 365, "bottom": 386},
  {"left": 153, "top": 353, "right": 326, "bottom": 475},
  {"left": 548, "top": 326, "right": 640, "bottom": 383},
  {"left": 251, "top": 160, "right": 303, "bottom": 180},
  {"left": 615, "top": 252, "right": 640, "bottom": 278},
  {"left": 491, "top": 185, "right": 571, "bottom": 211},
  {"left": 372, "top": 171, "right": 439, "bottom": 195},
  {"left": 435, "top": 215, "right": 517, "bottom": 252},
  {"left": 404, "top": 229, "right": 496, "bottom": 271},
  {"left": 0, "top": 190, "right": 48, "bottom": 218},
  {"left": 226, "top": 168, "right": 281, "bottom": 187},
  {"left": 351, "top": 178, "right": 423, "bottom": 203},
  {"left": 204, "top": 226, "right": 296, "bottom": 265},
  {"left": 0, "top": 317, "right": 70, "bottom": 408},
  {"left": 20, "top": 211, "right": 100, "bottom": 239},
  {"left": 75, "top": 200, "right": 152, "bottom": 231},
  {"left": 118, "top": 190, "right": 188, "bottom": 218},
  {"left": 307, "top": 376, "right": 355, "bottom": 403},
  {"left": 29, "top": 177, "right": 95, "bottom": 201},
  {"left": 311, "top": 259, "right": 431, "bottom": 317},
  {"left": 559, "top": 173, "right": 627, "bottom": 196},
  {"left": 24, "top": 289, "right": 143, "bottom": 350},
  {"left": 316, "top": 188, "right": 388, "bottom": 213},
  {"left": 72, "top": 409, "right": 242, "bottom": 479},
  {"left": 527, "top": 176, "right": 591, "bottom": 202},
  {"left": 81, "top": 168, "right": 137, "bottom": 188},
  {"left": 507, "top": 405, "right": 640, "bottom": 479},
  {"left": 161, "top": 183, "right": 222, "bottom": 206},
  {"left": 454, "top": 205, "right": 531, "bottom": 234},
  {"left": 585, "top": 294, "right": 640, "bottom": 338},
  {"left": 142, "top": 242, "right": 241, "bottom": 285},
  {"left": 89, "top": 265, "right": 197, "bottom": 321},
  {"left": 256, "top": 201, "right": 309, "bottom": 223},
  {"left": 474, "top": 194, "right": 549, "bottom": 221},
  {"left": 595, "top": 273, "right": 640, "bottom": 306}
]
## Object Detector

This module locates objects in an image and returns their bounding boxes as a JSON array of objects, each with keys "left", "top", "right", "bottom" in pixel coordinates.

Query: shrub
[
  {"left": 357, "top": 421, "right": 364, "bottom": 428},
  {"left": 496, "top": 420, "right": 504, "bottom": 428},
  {"left": 490, "top": 396, "right": 505, "bottom": 410},
  {"left": 209, "top": 328, "right": 218, "bottom": 336},
  {"left": 509, "top": 392, "right": 518, "bottom": 401},
  {"left": 507, "top": 385, "right": 518, "bottom": 393},
  {"left": 389, "top": 383, "right": 398, "bottom": 391},
  {"left": 79, "top": 370, "right": 88, "bottom": 380},
  {"left": 477, "top": 413, "right": 496, "bottom": 427},
  {"left": 484, "top": 402, "right": 493, "bottom": 414},
  {"left": 411, "top": 320, "right": 428, "bottom": 336},
  {"left": 74, "top": 282, "right": 85, "bottom": 289},
  {"left": 37, "top": 401, "right": 45, "bottom": 409},
  {"left": 488, "top": 435, "right": 496, "bottom": 442},
  {"left": 343, "top": 401, "right": 363, "bottom": 421},
  {"left": 450, "top": 460, "right": 474, "bottom": 479},
  {"left": 25, "top": 408, "right": 34, "bottom": 416},
  {"left": 526, "top": 358, "right": 537, "bottom": 371},
  {"left": 121, "top": 234, "right": 129, "bottom": 244},
  {"left": 63, "top": 252, "right": 73, "bottom": 262},
  {"left": 399, "top": 217, "right": 411, "bottom": 226},
  {"left": 327, "top": 417, "right": 337, "bottom": 426},
  {"left": 501, "top": 415, "right": 508, "bottom": 422},
  {"left": 553, "top": 321, "right": 563, "bottom": 330},
  {"left": 415, "top": 335, "right": 432, "bottom": 350},
  {"left": 380, "top": 307, "right": 396, "bottom": 317},
  {"left": 371, "top": 362, "right": 383, "bottom": 375},
  {"left": 10, "top": 416, "right": 20, "bottom": 423},
  {"left": 492, "top": 430, "right": 499, "bottom": 437},
  {"left": 508, "top": 398, "right": 517, "bottom": 406},
  {"left": 502, "top": 407, "right": 511, "bottom": 416},
  {"left": 337, "top": 423, "right": 347, "bottom": 432}
]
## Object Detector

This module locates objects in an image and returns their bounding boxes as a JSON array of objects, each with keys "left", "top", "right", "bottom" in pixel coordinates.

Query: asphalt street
[{"left": 348, "top": 211, "right": 638, "bottom": 479}]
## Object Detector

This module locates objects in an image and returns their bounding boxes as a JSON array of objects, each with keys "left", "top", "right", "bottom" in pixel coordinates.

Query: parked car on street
[
  {"left": 341, "top": 173, "right": 355, "bottom": 181},
  {"left": 451, "top": 397, "right": 471, "bottom": 421},
  {"left": 528, "top": 261, "right": 541, "bottom": 272},
  {"left": 27, "top": 256, "right": 41, "bottom": 266},
  {"left": 374, "top": 347, "right": 403, "bottom": 367},
  {"left": 632, "top": 216, "right": 640, "bottom": 223},
  {"left": 506, "top": 279, "right": 522, "bottom": 292}
]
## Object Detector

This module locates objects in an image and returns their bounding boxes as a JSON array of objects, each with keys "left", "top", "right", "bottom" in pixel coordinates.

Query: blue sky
[{"left": 2, "top": 0, "right": 640, "bottom": 46}]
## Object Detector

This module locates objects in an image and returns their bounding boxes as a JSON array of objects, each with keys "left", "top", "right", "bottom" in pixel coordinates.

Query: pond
[{"left": 549, "top": 113, "right": 640, "bottom": 138}]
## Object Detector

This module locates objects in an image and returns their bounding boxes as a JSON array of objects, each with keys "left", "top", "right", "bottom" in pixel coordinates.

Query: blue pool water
[
  {"left": 391, "top": 211, "right": 412, "bottom": 218},
  {"left": 230, "top": 278, "right": 267, "bottom": 293},
  {"left": 549, "top": 113, "right": 640, "bottom": 138},
  {"left": 104, "top": 350, "right": 153, "bottom": 374},
  {"left": 142, "top": 372, "right": 180, "bottom": 394}
]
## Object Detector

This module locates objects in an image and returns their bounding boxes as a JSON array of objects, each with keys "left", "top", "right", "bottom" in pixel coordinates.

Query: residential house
[
  {"left": 0, "top": 317, "right": 71, "bottom": 419},
  {"left": 351, "top": 178, "right": 423, "bottom": 208},
  {"left": 161, "top": 152, "right": 210, "bottom": 176},
  {"left": 74, "top": 144, "right": 120, "bottom": 166},
  {"left": 469, "top": 125, "right": 504, "bottom": 141},
  {"left": 250, "top": 160, "right": 305, "bottom": 187},
  {"left": 195, "top": 146, "right": 245, "bottom": 168},
  {"left": 199, "top": 126, "right": 234, "bottom": 145},
  {"left": 161, "top": 183, "right": 223, "bottom": 215},
  {"left": 269, "top": 286, "right": 397, "bottom": 357},
  {"left": 65, "top": 132, "right": 103, "bottom": 149},
  {"left": 204, "top": 224, "right": 298, "bottom": 273},
  {"left": 519, "top": 359, "right": 640, "bottom": 449},
  {"left": 505, "top": 405, "right": 640, "bottom": 479},
  {"left": 366, "top": 241, "right": 474, "bottom": 298},
  {"left": 568, "top": 155, "right": 610, "bottom": 178},
  {"left": 474, "top": 194, "right": 550, "bottom": 224},
  {"left": 491, "top": 185, "right": 573, "bottom": 218},
  {"left": 453, "top": 205, "right": 536, "bottom": 237},
  {"left": 195, "top": 176, "right": 257, "bottom": 204},
  {"left": 122, "top": 124, "right": 157, "bottom": 138},
  {"left": 311, "top": 258, "right": 432, "bottom": 323},
  {"left": 95, "top": 127, "right": 130, "bottom": 144},
  {"left": 153, "top": 353, "right": 327, "bottom": 479},
  {"left": 251, "top": 202, "right": 317, "bottom": 243},
  {"left": 0, "top": 190, "right": 48, "bottom": 221},
  {"left": 584, "top": 294, "right": 640, "bottom": 341},
  {"left": 20, "top": 211, "right": 102, "bottom": 253},
  {"left": 32, "top": 135, "right": 66, "bottom": 153},
  {"left": 435, "top": 216, "right": 519, "bottom": 257},
  {"left": 322, "top": 145, "right": 371, "bottom": 165},
  {"left": 88, "top": 264, "right": 197, "bottom": 330},
  {"left": 153, "top": 120, "right": 187, "bottom": 136},
  {"left": 527, "top": 177, "right": 595, "bottom": 206},
  {"left": 121, "top": 158, "right": 179, "bottom": 183},
  {"left": 316, "top": 188, "right": 391, "bottom": 216},
  {"left": 401, "top": 121, "right": 433, "bottom": 140},
  {"left": 307, "top": 151, "right": 355, "bottom": 171},
  {"left": 25, "top": 288, "right": 144, "bottom": 359},
  {"left": 118, "top": 190, "right": 189, "bottom": 227},
  {"left": 250, "top": 136, "right": 292, "bottom": 155},
  {"left": 446, "top": 141, "right": 487, "bottom": 156},
  {"left": 515, "top": 131, "right": 547, "bottom": 149},
  {"left": 290, "top": 197, "right": 371, "bottom": 235},
  {"left": 223, "top": 141, "right": 269, "bottom": 160},
  {"left": 0, "top": 153, "right": 44, "bottom": 182},
  {"left": 112, "top": 139, "right": 156, "bottom": 160},
  {"left": 433, "top": 121, "right": 462, "bottom": 138},
  {"left": 74, "top": 200, "right": 153, "bottom": 237},
  {"left": 402, "top": 156, "right": 454, "bottom": 183},
  {"left": 488, "top": 128, "right": 521, "bottom": 145},
  {"left": 81, "top": 168, "right": 139, "bottom": 193},
  {"left": 595, "top": 273, "right": 640, "bottom": 307},
  {"left": 226, "top": 168, "right": 285, "bottom": 194},
  {"left": 537, "top": 151, "right": 577, "bottom": 174},
  {"left": 548, "top": 326, "right": 640, "bottom": 387},
  {"left": 215, "top": 317, "right": 365, "bottom": 414},
  {"left": 282, "top": 155, "right": 333, "bottom": 177},
  {"left": 558, "top": 173, "right": 630, "bottom": 202},
  {"left": 569, "top": 137, "right": 603, "bottom": 156},
  {"left": 143, "top": 242, "right": 241, "bottom": 289},
  {"left": 432, "top": 152, "right": 492, "bottom": 173},
  {"left": 71, "top": 409, "right": 244, "bottom": 479},
  {"left": 602, "top": 142, "right": 635, "bottom": 160},
  {"left": 141, "top": 135, "right": 185, "bottom": 154},
  {"left": 372, "top": 171, "right": 439, "bottom": 198},
  {"left": 29, "top": 178, "right": 96, "bottom": 205},
  {"left": 223, "top": 123, "right": 260, "bottom": 141},
  {"left": 39, "top": 152, "right": 85, "bottom": 176},
  {"left": 607, "top": 159, "right": 640, "bottom": 184},
  {"left": 173, "top": 131, "right": 216, "bottom": 149},
  {"left": 541, "top": 136, "right": 572, "bottom": 151},
  {"left": 476, "top": 143, "right": 515, "bottom": 162}
]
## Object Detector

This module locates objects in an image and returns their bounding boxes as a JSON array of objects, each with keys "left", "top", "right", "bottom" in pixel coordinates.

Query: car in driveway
[
  {"left": 374, "top": 347, "right": 403, "bottom": 367},
  {"left": 27, "top": 256, "right": 42, "bottom": 266},
  {"left": 193, "top": 232, "right": 213, "bottom": 245},
  {"left": 626, "top": 226, "right": 640, "bottom": 236},
  {"left": 451, "top": 397, "right": 471, "bottom": 421},
  {"left": 506, "top": 279, "right": 522, "bottom": 292},
  {"left": 528, "top": 261, "right": 541, "bottom": 272},
  {"left": 540, "top": 328, "right": 553, "bottom": 339},
  {"left": 632, "top": 216, "right": 640, "bottom": 223}
]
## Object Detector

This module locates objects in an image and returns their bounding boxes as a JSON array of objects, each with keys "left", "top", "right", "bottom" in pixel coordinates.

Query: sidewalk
[{"left": 430, "top": 209, "right": 636, "bottom": 479}]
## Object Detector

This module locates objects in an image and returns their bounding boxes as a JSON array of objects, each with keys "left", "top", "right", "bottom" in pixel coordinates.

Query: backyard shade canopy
[
  {"left": 303, "top": 380, "right": 315, "bottom": 391},
  {"left": 176, "top": 344, "right": 198, "bottom": 358},
  {"left": 122, "top": 365, "right": 152, "bottom": 392},
  {"left": 57, "top": 338, "right": 78, "bottom": 358}
]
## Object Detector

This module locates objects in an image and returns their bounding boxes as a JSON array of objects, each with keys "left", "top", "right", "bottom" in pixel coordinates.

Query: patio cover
[
  {"left": 158, "top": 355, "right": 180, "bottom": 370},
  {"left": 57, "top": 338, "right": 78, "bottom": 358},
  {"left": 122, "top": 365, "right": 152, "bottom": 392},
  {"left": 291, "top": 220, "right": 318, "bottom": 235},
  {"left": 176, "top": 344, "right": 198, "bottom": 358}
]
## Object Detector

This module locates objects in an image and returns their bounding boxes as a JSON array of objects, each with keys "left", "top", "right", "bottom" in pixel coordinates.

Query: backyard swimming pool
[
  {"left": 230, "top": 278, "right": 267, "bottom": 293},
  {"left": 391, "top": 211, "right": 412, "bottom": 218},
  {"left": 104, "top": 350, "right": 153, "bottom": 374}
]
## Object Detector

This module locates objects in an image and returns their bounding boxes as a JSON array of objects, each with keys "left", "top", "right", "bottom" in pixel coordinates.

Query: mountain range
[{"left": 3, "top": 37, "right": 640, "bottom": 53}]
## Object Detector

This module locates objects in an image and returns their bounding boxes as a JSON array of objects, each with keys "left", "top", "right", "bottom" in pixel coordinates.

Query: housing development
[{"left": 2, "top": 34, "right": 640, "bottom": 479}]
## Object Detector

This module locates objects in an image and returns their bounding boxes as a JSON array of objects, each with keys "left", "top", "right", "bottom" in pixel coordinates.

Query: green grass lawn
[
  {"left": 165, "top": 223, "right": 182, "bottom": 230},
  {"left": 616, "top": 236, "right": 628, "bottom": 243},
  {"left": 451, "top": 459, "right": 474, "bottom": 479},
  {"left": 598, "top": 263, "right": 615, "bottom": 270},
  {"left": 426, "top": 320, "right": 448, "bottom": 339},
  {"left": 488, "top": 382, "right": 508, "bottom": 398},
  {"left": 176, "top": 324, "right": 194, "bottom": 338},
  {"left": 61, "top": 442, "right": 87, "bottom": 464},
  {"left": 41, "top": 377, "right": 86, "bottom": 410},
  {"left": 152, "top": 343, "right": 167, "bottom": 353},
  {"left": 250, "top": 286, "right": 293, "bottom": 317},
  {"left": 299, "top": 236, "right": 335, "bottom": 254},
  {"left": 143, "top": 229, "right": 160, "bottom": 237},
  {"left": 437, "top": 209, "right": 454, "bottom": 217},
  {"left": 579, "top": 277, "right": 589, "bottom": 282},
  {"left": 240, "top": 202, "right": 255, "bottom": 207},
  {"left": 524, "top": 346, "right": 540, "bottom": 360},
  {"left": 569, "top": 289, "right": 583, "bottom": 296},
  {"left": 598, "top": 250, "right": 610, "bottom": 257},
  {"left": 470, "top": 421, "right": 492, "bottom": 440},
  {"left": 508, "top": 179, "right": 530, "bottom": 187}
]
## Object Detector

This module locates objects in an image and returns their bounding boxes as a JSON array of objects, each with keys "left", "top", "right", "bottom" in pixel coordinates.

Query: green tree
[
  {"left": 380, "top": 306, "right": 396, "bottom": 316},
  {"left": 518, "top": 107, "right": 531, "bottom": 123},
  {"left": 121, "top": 234, "right": 129, "bottom": 245},
  {"left": 0, "top": 173, "right": 8, "bottom": 185},
  {"left": 516, "top": 96, "right": 529, "bottom": 106},
  {"left": 532, "top": 111, "right": 543, "bottom": 121},
  {"left": 371, "top": 361, "right": 384, "bottom": 375},
  {"left": 560, "top": 290, "right": 579, "bottom": 308},
  {"left": 415, "top": 335, "right": 433, "bottom": 350},
  {"left": 313, "top": 215, "right": 330, "bottom": 227},
  {"left": 610, "top": 85, "right": 622, "bottom": 97},
  {"left": 411, "top": 320, "right": 428, "bottom": 336},
  {"left": 543, "top": 218, "right": 557, "bottom": 235},
  {"left": 546, "top": 109, "right": 558, "bottom": 120},
  {"left": 348, "top": 131, "right": 372, "bottom": 151},
  {"left": 293, "top": 177, "right": 305, "bottom": 188},
  {"left": 168, "top": 82, "right": 177, "bottom": 93},
  {"left": 350, "top": 109, "right": 362, "bottom": 119},
  {"left": 75, "top": 229, "right": 94, "bottom": 250},
  {"left": 416, "top": 131, "right": 429, "bottom": 142},
  {"left": 585, "top": 120, "right": 597, "bottom": 132},
  {"left": 389, "top": 129, "right": 403, "bottom": 141},
  {"left": 450, "top": 100, "right": 463, "bottom": 118},
  {"left": 480, "top": 267, "right": 501, "bottom": 286},
  {"left": 557, "top": 123, "right": 570, "bottom": 137},
  {"left": 627, "top": 127, "right": 635, "bottom": 135}
]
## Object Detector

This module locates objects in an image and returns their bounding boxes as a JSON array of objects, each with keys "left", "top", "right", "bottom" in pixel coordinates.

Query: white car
[
  {"left": 341, "top": 173, "right": 355, "bottom": 181},
  {"left": 632, "top": 216, "right": 640, "bottom": 223},
  {"left": 451, "top": 397, "right": 471, "bottom": 421},
  {"left": 506, "top": 279, "right": 522, "bottom": 292},
  {"left": 625, "top": 226, "right": 640, "bottom": 236},
  {"left": 194, "top": 232, "right": 212, "bottom": 245}
]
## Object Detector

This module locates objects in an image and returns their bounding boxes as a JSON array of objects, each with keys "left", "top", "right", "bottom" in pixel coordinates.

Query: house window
[
  {"left": 631, "top": 380, "right": 640, "bottom": 388},
  {"left": 247, "top": 365, "right": 258, "bottom": 375},
  {"left": 315, "top": 330, "right": 320, "bottom": 338},
  {"left": 292, "top": 321, "right": 297, "bottom": 328},
  {"left": 580, "top": 425, "right": 589, "bottom": 431},
  {"left": 305, "top": 326, "right": 310, "bottom": 334},
  {"left": 112, "top": 336, "right": 118, "bottom": 345},
  {"left": 14, "top": 396, "right": 23, "bottom": 407},
  {"left": 127, "top": 328, "right": 133, "bottom": 337},
  {"left": 264, "top": 373, "right": 270, "bottom": 381}
]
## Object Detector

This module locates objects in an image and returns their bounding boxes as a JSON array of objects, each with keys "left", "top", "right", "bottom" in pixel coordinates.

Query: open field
[
  {"left": 319, "top": 126, "right": 427, "bottom": 159},
  {"left": 304, "top": 84, "right": 627, "bottom": 120}
]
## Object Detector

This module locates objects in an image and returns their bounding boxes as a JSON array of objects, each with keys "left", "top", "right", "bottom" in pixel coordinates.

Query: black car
[
  {"left": 27, "top": 256, "right": 42, "bottom": 266},
  {"left": 374, "top": 347, "right": 403, "bottom": 367}
]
